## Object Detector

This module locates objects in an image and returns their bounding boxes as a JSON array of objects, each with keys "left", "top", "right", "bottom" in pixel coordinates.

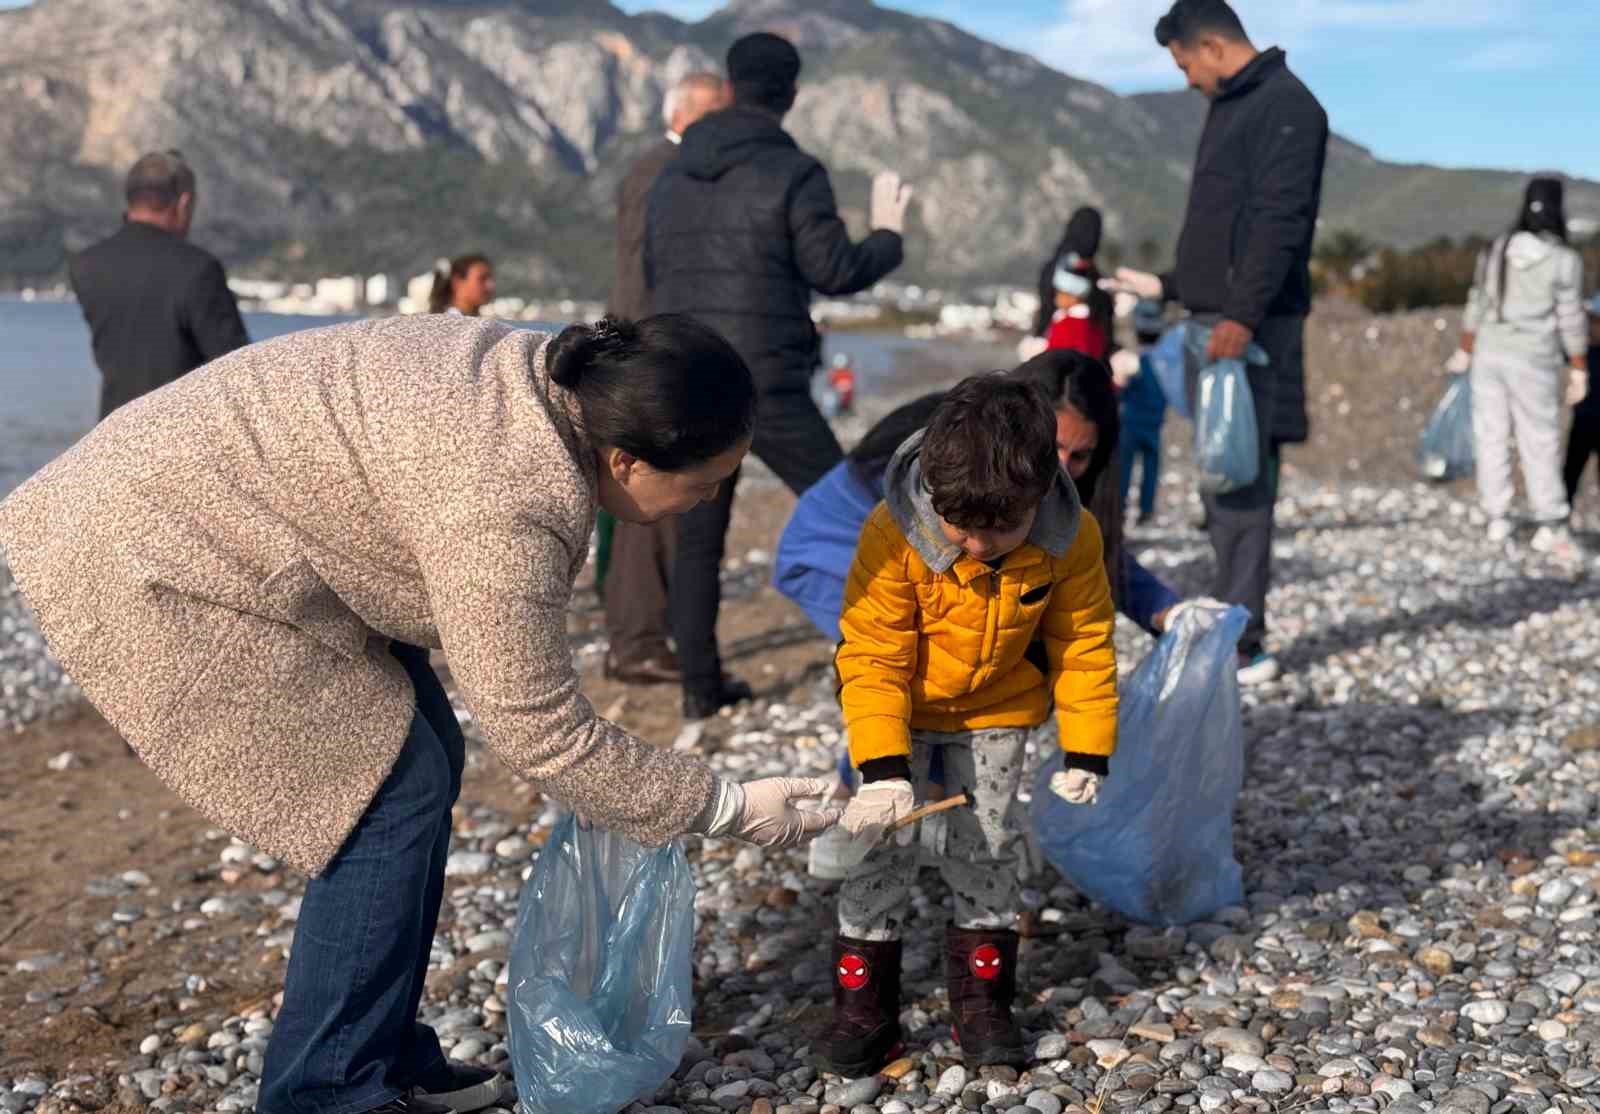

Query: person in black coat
[
  {"left": 647, "top": 32, "right": 912, "bottom": 719},
  {"left": 1107, "top": 0, "right": 1328, "bottom": 684},
  {"left": 68, "top": 150, "right": 250, "bottom": 420}
]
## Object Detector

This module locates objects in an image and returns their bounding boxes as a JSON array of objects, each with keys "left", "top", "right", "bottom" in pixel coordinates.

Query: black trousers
[
  {"left": 1186, "top": 315, "right": 1302, "bottom": 654},
  {"left": 1565, "top": 411, "right": 1600, "bottom": 507},
  {"left": 671, "top": 387, "right": 844, "bottom": 696}
]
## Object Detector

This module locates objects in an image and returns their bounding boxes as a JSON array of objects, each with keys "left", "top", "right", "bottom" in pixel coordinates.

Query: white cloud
[
  {"left": 1003, "top": 0, "right": 1540, "bottom": 90},
  {"left": 1454, "top": 37, "right": 1559, "bottom": 72}
]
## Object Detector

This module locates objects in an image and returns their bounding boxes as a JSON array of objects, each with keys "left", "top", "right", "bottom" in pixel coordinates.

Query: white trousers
[{"left": 1471, "top": 350, "right": 1570, "bottom": 524}]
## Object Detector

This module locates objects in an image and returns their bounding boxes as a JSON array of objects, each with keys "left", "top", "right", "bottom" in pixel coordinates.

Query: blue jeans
[
  {"left": 259, "top": 642, "right": 465, "bottom": 1114},
  {"left": 1120, "top": 427, "right": 1162, "bottom": 518}
]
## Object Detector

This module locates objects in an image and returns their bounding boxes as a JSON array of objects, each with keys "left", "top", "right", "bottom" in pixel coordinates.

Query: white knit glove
[
  {"left": 1110, "top": 349, "right": 1141, "bottom": 388},
  {"left": 1099, "top": 267, "right": 1164, "bottom": 301},
  {"left": 870, "top": 171, "right": 914, "bottom": 234},
  {"left": 1016, "top": 334, "right": 1049, "bottom": 363},
  {"left": 1568, "top": 368, "right": 1589, "bottom": 407},
  {"left": 1444, "top": 349, "right": 1473, "bottom": 375},
  {"left": 1161, "top": 596, "right": 1231, "bottom": 632},
  {"left": 1050, "top": 768, "right": 1101, "bottom": 806},
  {"left": 698, "top": 777, "right": 841, "bottom": 848},
  {"left": 840, "top": 778, "right": 916, "bottom": 846}
]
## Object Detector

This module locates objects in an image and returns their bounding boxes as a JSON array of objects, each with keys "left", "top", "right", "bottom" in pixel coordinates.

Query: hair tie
[{"left": 434, "top": 257, "right": 451, "bottom": 278}]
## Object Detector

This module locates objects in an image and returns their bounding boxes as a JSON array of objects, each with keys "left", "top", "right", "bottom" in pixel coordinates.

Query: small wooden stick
[{"left": 884, "top": 792, "right": 970, "bottom": 835}]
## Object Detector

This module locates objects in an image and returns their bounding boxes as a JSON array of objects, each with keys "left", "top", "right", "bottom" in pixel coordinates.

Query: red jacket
[{"left": 1046, "top": 309, "right": 1108, "bottom": 360}]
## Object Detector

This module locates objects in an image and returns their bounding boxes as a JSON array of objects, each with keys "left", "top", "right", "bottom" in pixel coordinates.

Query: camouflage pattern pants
[{"left": 837, "top": 727, "right": 1030, "bottom": 942}]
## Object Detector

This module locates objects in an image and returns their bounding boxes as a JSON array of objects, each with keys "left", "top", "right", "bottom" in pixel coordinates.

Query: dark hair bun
[{"left": 546, "top": 317, "right": 638, "bottom": 388}]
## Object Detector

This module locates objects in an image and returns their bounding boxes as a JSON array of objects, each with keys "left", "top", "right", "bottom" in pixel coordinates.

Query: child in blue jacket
[{"left": 1117, "top": 299, "right": 1169, "bottom": 525}]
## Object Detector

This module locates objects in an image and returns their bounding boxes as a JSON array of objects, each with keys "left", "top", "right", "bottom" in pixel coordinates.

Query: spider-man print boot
[
  {"left": 818, "top": 935, "right": 903, "bottom": 1077},
  {"left": 946, "top": 927, "right": 1026, "bottom": 1067}
]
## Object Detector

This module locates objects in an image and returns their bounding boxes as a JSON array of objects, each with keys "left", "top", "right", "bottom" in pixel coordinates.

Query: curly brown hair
[{"left": 921, "top": 373, "right": 1058, "bottom": 531}]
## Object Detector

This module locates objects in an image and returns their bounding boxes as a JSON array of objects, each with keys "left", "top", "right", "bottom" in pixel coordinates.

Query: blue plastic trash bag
[
  {"left": 1417, "top": 372, "right": 1474, "bottom": 481},
  {"left": 1031, "top": 605, "right": 1248, "bottom": 926},
  {"left": 508, "top": 815, "right": 695, "bottom": 1114},
  {"left": 1194, "top": 356, "right": 1261, "bottom": 495},
  {"left": 1148, "top": 323, "right": 1192, "bottom": 420}
]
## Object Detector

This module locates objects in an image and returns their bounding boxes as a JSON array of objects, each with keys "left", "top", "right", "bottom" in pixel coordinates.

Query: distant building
[
  {"left": 365, "top": 274, "right": 394, "bottom": 307},
  {"left": 315, "top": 276, "right": 362, "bottom": 314}
]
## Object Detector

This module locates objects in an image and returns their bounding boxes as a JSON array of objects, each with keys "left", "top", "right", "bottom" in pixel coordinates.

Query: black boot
[
  {"left": 946, "top": 927, "right": 1026, "bottom": 1067},
  {"left": 818, "top": 936, "right": 903, "bottom": 1077},
  {"left": 682, "top": 674, "right": 753, "bottom": 720}
]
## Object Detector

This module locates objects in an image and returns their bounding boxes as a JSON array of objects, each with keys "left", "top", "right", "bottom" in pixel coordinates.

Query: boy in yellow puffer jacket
[{"left": 819, "top": 373, "right": 1119, "bottom": 1078}]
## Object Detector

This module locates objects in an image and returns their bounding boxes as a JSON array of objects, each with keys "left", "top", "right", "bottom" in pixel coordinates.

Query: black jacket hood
[
  {"left": 1216, "top": 47, "right": 1287, "bottom": 102},
  {"left": 677, "top": 105, "right": 798, "bottom": 182}
]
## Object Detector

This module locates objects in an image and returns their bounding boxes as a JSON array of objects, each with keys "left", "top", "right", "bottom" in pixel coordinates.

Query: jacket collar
[
  {"left": 882, "top": 429, "right": 1081, "bottom": 582},
  {"left": 530, "top": 333, "right": 596, "bottom": 501},
  {"left": 1217, "top": 46, "right": 1286, "bottom": 101}
]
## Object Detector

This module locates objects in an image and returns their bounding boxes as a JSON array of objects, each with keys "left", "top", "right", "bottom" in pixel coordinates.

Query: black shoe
[
  {"left": 946, "top": 927, "right": 1026, "bottom": 1068},
  {"left": 362, "top": 1098, "right": 453, "bottom": 1114},
  {"left": 411, "top": 1064, "right": 508, "bottom": 1113},
  {"left": 818, "top": 936, "right": 904, "bottom": 1077},
  {"left": 682, "top": 675, "right": 753, "bottom": 720}
]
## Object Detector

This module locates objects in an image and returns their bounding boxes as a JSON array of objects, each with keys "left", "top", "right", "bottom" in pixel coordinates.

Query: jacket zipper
[{"left": 978, "top": 569, "right": 1001, "bottom": 680}]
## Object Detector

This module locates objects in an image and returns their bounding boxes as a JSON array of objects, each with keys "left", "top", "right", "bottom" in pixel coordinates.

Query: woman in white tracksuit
[{"left": 1457, "top": 178, "right": 1590, "bottom": 557}]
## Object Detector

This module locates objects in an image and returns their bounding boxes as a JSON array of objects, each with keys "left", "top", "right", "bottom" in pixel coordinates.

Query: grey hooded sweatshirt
[
  {"left": 883, "top": 430, "right": 1083, "bottom": 572},
  {"left": 1464, "top": 231, "right": 1588, "bottom": 368}
]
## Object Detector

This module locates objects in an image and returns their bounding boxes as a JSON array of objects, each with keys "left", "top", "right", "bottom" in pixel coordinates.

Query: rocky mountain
[{"left": 2, "top": 0, "right": 1596, "bottom": 297}]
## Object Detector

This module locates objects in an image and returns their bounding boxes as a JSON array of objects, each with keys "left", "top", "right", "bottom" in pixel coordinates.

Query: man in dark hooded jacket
[
  {"left": 647, "top": 31, "right": 912, "bottom": 719},
  {"left": 1107, "top": 0, "right": 1327, "bottom": 686}
]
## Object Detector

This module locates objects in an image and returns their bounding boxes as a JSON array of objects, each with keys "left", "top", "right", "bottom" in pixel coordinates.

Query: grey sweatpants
[
  {"left": 837, "top": 727, "right": 1029, "bottom": 942},
  {"left": 1472, "top": 349, "right": 1570, "bottom": 524}
]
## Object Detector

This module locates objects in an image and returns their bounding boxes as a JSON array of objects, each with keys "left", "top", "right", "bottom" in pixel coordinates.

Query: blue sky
[
  {"left": 616, "top": 0, "right": 1600, "bottom": 181},
  {"left": 4, "top": 0, "right": 1596, "bottom": 178}
]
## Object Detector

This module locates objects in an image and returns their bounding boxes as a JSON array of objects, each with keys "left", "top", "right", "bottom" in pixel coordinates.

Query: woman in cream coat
[{"left": 0, "top": 313, "right": 839, "bottom": 1114}]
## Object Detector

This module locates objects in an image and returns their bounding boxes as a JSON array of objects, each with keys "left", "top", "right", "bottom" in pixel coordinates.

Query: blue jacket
[
  {"left": 775, "top": 459, "right": 1180, "bottom": 641},
  {"left": 1121, "top": 353, "right": 1167, "bottom": 435}
]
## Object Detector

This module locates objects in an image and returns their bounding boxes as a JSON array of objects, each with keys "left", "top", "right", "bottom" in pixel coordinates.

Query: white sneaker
[
  {"left": 1531, "top": 524, "right": 1584, "bottom": 563},
  {"left": 1237, "top": 652, "right": 1281, "bottom": 687},
  {"left": 1487, "top": 518, "right": 1515, "bottom": 543}
]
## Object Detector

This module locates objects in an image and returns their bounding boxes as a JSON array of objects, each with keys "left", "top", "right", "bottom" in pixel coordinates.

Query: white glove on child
[
  {"left": 698, "top": 776, "right": 842, "bottom": 848},
  {"left": 1444, "top": 349, "right": 1473, "bottom": 375},
  {"left": 840, "top": 778, "right": 916, "bottom": 846},
  {"left": 1050, "top": 768, "right": 1101, "bottom": 806},
  {"left": 1110, "top": 349, "right": 1141, "bottom": 388},
  {"left": 1099, "top": 267, "right": 1164, "bottom": 301},
  {"left": 1568, "top": 368, "right": 1589, "bottom": 407}
]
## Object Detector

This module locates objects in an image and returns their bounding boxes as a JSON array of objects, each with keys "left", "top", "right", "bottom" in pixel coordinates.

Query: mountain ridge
[{"left": 1, "top": 0, "right": 1594, "bottom": 296}]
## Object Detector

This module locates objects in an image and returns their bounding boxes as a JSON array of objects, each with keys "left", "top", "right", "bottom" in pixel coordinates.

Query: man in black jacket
[
  {"left": 69, "top": 150, "right": 250, "bottom": 420},
  {"left": 648, "top": 32, "right": 912, "bottom": 719},
  {"left": 1110, "top": 0, "right": 1328, "bottom": 685}
]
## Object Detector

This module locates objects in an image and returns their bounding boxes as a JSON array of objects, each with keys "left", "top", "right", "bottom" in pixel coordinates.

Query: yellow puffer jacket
[{"left": 836, "top": 500, "right": 1119, "bottom": 768}]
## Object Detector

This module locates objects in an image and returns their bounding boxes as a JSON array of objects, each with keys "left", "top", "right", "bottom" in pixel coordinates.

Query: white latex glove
[
  {"left": 840, "top": 778, "right": 916, "bottom": 846},
  {"left": 1050, "top": 768, "right": 1101, "bottom": 806},
  {"left": 1444, "top": 348, "right": 1473, "bottom": 375},
  {"left": 698, "top": 776, "right": 842, "bottom": 848},
  {"left": 1568, "top": 368, "right": 1589, "bottom": 407},
  {"left": 1160, "top": 596, "right": 1231, "bottom": 632},
  {"left": 1016, "top": 335, "right": 1049, "bottom": 363},
  {"left": 870, "top": 171, "right": 914, "bottom": 234},
  {"left": 1099, "top": 267, "right": 1163, "bottom": 301},
  {"left": 1110, "top": 349, "right": 1141, "bottom": 388}
]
